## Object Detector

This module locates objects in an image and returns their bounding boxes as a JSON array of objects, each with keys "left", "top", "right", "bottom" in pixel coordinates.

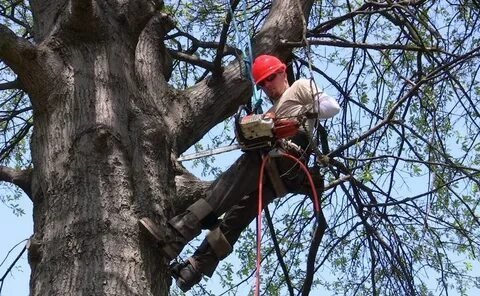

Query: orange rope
[
  {"left": 279, "top": 152, "right": 321, "bottom": 216},
  {"left": 255, "top": 151, "right": 322, "bottom": 296},
  {"left": 256, "top": 154, "right": 269, "bottom": 296}
]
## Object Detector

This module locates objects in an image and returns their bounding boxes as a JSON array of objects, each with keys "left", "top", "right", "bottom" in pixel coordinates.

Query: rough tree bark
[{"left": 0, "top": 0, "right": 313, "bottom": 295}]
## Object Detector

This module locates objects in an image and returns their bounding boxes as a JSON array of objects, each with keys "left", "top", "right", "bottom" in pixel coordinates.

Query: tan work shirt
[{"left": 269, "top": 78, "right": 339, "bottom": 136}]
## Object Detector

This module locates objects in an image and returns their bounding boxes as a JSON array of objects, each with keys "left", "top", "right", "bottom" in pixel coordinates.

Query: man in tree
[{"left": 140, "top": 54, "right": 340, "bottom": 291}]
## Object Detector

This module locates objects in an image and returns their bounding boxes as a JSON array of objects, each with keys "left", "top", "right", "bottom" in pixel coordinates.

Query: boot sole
[
  {"left": 139, "top": 218, "right": 181, "bottom": 260},
  {"left": 170, "top": 262, "right": 202, "bottom": 292},
  {"left": 139, "top": 218, "right": 163, "bottom": 243}
]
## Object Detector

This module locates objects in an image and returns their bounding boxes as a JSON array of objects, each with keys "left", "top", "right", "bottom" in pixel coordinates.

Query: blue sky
[{"left": 0, "top": 195, "right": 31, "bottom": 296}]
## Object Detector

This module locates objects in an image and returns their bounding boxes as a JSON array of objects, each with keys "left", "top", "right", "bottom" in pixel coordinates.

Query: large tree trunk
[{"left": 27, "top": 2, "right": 175, "bottom": 295}]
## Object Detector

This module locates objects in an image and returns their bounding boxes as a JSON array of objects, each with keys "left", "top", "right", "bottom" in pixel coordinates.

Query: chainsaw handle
[
  {"left": 235, "top": 105, "right": 251, "bottom": 145},
  {"left": 273, "top": 119, "right": 300, "bottom": 139},
  {"left": 235, "top": 105, "right": 251, "bottom": 122}
]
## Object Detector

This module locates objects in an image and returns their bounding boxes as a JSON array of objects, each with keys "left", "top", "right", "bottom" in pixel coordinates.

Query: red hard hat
[{"left": 252, "top": 55, "right": 286, "bottom": 85}]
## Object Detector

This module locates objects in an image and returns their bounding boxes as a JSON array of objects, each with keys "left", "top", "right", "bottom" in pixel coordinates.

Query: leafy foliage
[{"left": 0, "top": 1, "right": 32, "bottom": 214}]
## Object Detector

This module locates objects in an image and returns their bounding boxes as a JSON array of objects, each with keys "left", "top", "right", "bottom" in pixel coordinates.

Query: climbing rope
[{"left": 255, "top": 150, "right": 322, "bottom": 296}]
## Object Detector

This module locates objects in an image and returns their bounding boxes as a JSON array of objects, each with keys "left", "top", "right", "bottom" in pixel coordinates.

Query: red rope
[
  {"left": 256, "top": 154, "right": 269, "bottom": 296},
  {"left": 255, "top": 151, "right": 322, "bottom": 296},
  {"left": 278, "top": 152, "right": 322, "bottom": 216}
]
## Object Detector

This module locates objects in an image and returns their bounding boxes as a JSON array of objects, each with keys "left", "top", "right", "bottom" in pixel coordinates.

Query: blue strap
[{"left": 227, "top": 1, "right": 262, "bottom": 113}]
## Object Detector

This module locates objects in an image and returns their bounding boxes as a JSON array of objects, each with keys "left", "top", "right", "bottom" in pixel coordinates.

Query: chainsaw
[
  {"left": 177, "top": 105, "right": 300, "bottom": 161},
  {"left": 235, "top": 105, "right": 300, "bottom": 150}
]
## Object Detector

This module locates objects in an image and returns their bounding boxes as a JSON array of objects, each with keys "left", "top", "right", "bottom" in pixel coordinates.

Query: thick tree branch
[
  {"left": 33, "top": 0, "right": 156, "bottom": 43},
  {"left": 58, "top": 0, "right": 111, "bottom": 41},
  {"left": 0, "top": 24, "right": 37, "bottom": 72},
  {"left": 171, "top": 60, "right": 251, "bottom": 154},
  {"left": 253, "top": 0, "right": 314, "bottom": 59},
  {"left": 118, "top": 0, "right": 160, "bottom": 38},
  {"left": 0, "top": 25, "right": 54, "bottom": 106},
  {"left": 135, "top": 12, "right": 175, "bottom": 98},
  {"left": 29, "top": 0, "right": 65, "bottom": 43},
  {"left": 0, "top": 166, "right": 32, "bottom": 198},
  {"left": 173, "top": 163, "right": 211, "bottom": 213},
  {"left": 0, "top": 79, "right": 23, "bottom": 91},
  {"left": 69, "top": 0, "right": 95, "bottom": 24}
]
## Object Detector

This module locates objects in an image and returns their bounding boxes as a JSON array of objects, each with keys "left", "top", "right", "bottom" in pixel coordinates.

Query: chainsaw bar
[{"left": 177, "top": 144, "right": 242, "bottom": 162}]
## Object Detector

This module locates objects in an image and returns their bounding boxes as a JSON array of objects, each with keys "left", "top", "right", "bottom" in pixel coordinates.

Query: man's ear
[{"left": 282, "top": 71, "right": 289, "bottom": 84}]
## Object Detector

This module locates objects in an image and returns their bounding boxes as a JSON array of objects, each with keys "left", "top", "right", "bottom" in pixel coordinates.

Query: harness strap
[
  {"left": 264, "top": 131, "right": 310, "bottom": 197},
  {"left": 264, "top": 156, "right": 288, "bottom": 197}
]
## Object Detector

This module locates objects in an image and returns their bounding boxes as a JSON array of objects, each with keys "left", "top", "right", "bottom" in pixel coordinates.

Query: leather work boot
[
  {"left": 139, "top": 217, "right": 186, "bottom": 260},
  {"left": 170, "top": 260, "right": 203, "bottom": 292}
]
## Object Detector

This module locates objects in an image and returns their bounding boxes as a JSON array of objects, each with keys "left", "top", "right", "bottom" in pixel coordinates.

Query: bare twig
[
  {"left": 282, "top": 38, "right": 443, "bottom": 53},
  {"left": 0, "top": 239, "right": 28, "bottom": 295}
]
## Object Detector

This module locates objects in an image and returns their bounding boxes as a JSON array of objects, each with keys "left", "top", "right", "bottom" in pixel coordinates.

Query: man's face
[{"left": 258, "top": 71, "right": 287, "bottom": 101}]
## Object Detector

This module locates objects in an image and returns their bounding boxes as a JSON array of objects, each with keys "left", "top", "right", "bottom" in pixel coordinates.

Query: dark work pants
[{"left": 192, "top": 150, "right": 307, "bottom": 277}]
